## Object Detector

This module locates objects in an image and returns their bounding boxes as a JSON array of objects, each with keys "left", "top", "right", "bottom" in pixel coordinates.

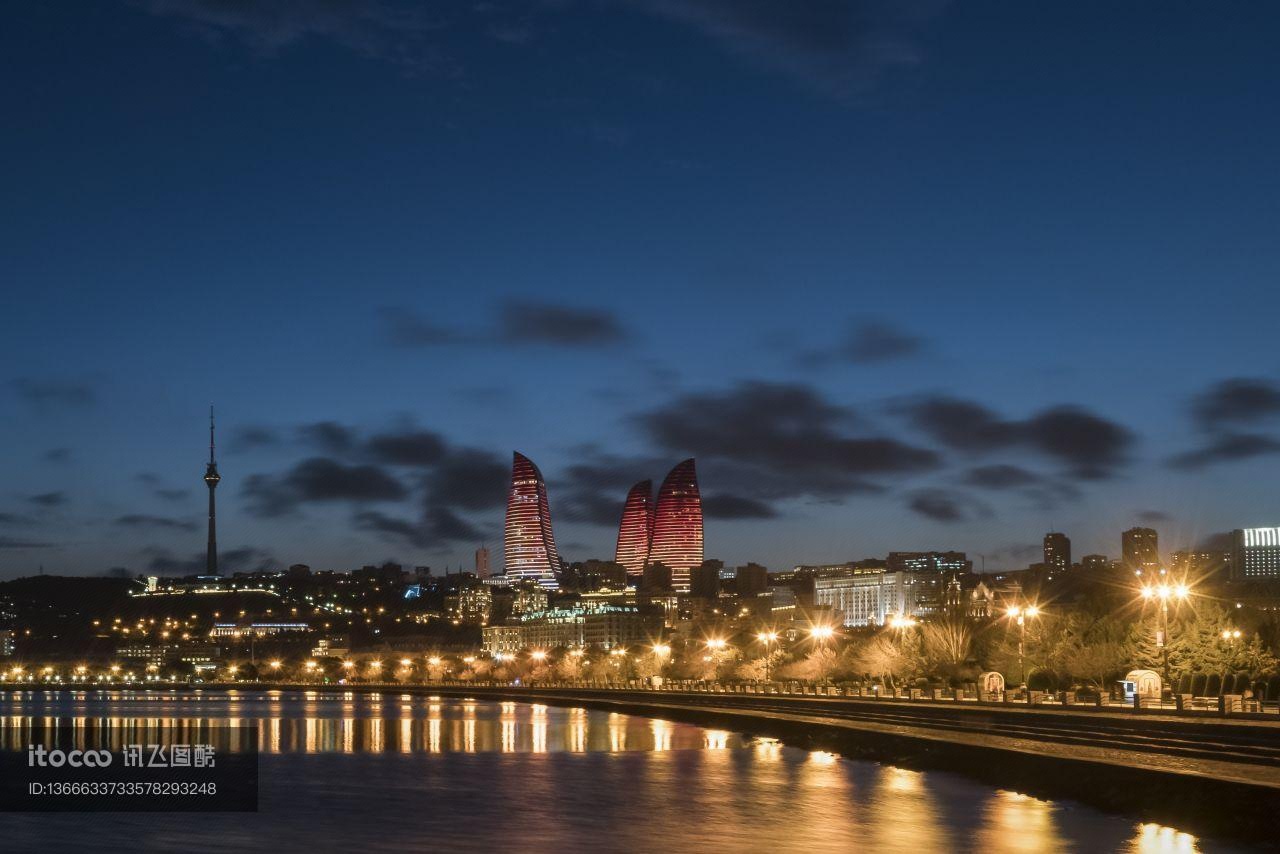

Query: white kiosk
[{"left": 1120, "top": 669, "right": 1161, "bottom": 703}]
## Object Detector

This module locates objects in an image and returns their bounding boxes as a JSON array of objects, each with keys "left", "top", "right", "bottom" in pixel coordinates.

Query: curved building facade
[
  {"left": 614, "top": 480, "right": 654, "bottom": 578},
  {"left": 504, "top": 451, "right": 561, "bottom": 590},
  {"left": 648, "top": 459, "right": 704, "bottom": 592}
]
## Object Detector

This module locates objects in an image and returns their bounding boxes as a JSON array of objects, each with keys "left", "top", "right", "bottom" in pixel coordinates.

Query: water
[{"left": 0, "top": 690, "right": 1241, "bottom": 853}]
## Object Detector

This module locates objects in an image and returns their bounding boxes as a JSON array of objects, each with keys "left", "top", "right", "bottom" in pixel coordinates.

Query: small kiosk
[{"left": 1119, "top": 669, "right": 1161, "bottom": 703}]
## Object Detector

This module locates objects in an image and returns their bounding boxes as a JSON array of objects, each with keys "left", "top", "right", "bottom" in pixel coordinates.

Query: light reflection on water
[{"left": 0, "top": 690, "right": 1238, "bottom": 853}]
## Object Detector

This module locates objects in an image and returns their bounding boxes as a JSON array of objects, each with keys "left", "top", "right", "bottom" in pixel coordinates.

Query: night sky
[{"left": 3, "top": 2, "right": 1279, "bottom": 579}]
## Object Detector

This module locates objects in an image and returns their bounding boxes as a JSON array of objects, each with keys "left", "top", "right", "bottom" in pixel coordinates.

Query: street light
[
  {"left": 1140, "top": 582, "right": 1190, "bottom": 684},
  {"left": 756, "top": 630, "right": 780, "bottom": 681},
  {"left": 705, "top": 638, "right": 727, "bottom": 651},
  {"left": 529, "top": 650, "right": 548, "bottom": 663},
  {"left": 1005, "top": 604, "right": 1041, "bottom": 687}
]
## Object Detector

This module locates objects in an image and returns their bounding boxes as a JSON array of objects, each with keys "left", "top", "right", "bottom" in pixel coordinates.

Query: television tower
[{"left": 204, "top": 405, "right": 220, "bottom": 575}]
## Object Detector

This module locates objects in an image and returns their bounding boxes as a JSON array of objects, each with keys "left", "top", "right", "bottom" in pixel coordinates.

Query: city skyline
[{"left": 4, "top": 4, "right": 1280, "bottom": 577}]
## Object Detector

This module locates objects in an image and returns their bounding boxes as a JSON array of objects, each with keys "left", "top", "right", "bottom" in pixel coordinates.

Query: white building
[{"left": 812, "top": 569, "right": 927, "bottom": 627}]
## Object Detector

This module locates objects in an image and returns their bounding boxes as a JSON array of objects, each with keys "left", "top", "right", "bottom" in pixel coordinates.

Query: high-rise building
[
  {"left": 1231, "top": 528, "right": 1280, "bottom": 581},
  {"left": 886, "top": 552, "right": 972, "bottom": 575},
  {"left": 1043, "top": 532, "right": 1071, "bottom": 578},
  {"left": 1122, "top": 527, "right": 1160, "bottom": 575},
  {"left": 503, "top": 452, "right": 561, "bottom": 590},
  {"left": 475, "top": 545, "right": 491, "bottom": 579},
  {"left": 736, "top": 563, "right": 769, "bottom": 596},
  {"left": 614, "top": 480, "right": 654, "bottom": 578},
  {"left": 648, "top": 459, "right": 704, "bottom": 592},
  {"left": 203, "top": 406, "right": 220, "bottom": 576}
]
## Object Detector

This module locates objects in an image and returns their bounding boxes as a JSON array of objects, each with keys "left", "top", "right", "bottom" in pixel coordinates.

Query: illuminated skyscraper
[
  {"left": 614, "top": 480, "right": 654, "bottom": 578},
  {"left": 503, "top": 452, "right": 561, "bottom": 590},
  {"left": 649, "top": 459, "right": 703, "bottom": 592}
]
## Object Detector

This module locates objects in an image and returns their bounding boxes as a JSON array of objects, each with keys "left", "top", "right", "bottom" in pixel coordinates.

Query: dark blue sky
[{"left": 4, "top": 1, "right": 1279, "bottom": 578}]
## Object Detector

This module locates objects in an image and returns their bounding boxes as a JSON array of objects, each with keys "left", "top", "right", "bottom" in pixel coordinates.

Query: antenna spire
[{"left": 209, "top": 405, "right": 216, "bottom": 464}]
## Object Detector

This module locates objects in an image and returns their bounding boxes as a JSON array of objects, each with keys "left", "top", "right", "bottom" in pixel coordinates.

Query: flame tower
[
  {"left": 649, "top": 459, "right": 703, "bottom": 592},
  {"left": 614, "top": 480, "right": 654, "bottom": 578},
  {"left": 503, "top": 451, "right": 561, "bottom": 590},
  {"left": 204, "top": 406, "right": 220, "bottom": 576}
]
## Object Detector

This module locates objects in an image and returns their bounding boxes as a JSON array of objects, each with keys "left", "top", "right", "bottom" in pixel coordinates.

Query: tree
[
  {"left": 852, "top": 631, "right": 921, "bottom": 689},
  {"left": 921, "top": 618, "right": 973, "bottom": 678}
]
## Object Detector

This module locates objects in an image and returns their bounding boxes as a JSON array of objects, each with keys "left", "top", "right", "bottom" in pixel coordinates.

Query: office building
[{"left": 1231, "top": 527, "right": 1280, "bottom": 581}]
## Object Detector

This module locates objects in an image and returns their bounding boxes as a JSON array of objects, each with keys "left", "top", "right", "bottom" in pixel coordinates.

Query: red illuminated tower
[
  {"left": 614, "top": 480, "right": 654, "bottom": 578},
  {"left": 649, "top": 459, "right": 703, "bottom": 592},
  {"left": 503, "top": 451, "right": 561, "bottom": 590}
]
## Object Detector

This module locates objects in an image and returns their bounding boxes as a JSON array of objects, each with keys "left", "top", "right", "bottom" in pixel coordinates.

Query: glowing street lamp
[
  {"left": 529, "top": 650, "right": 548, "bottom": 663},
  {"left": 1005, "top": 604, "right": 1041, "bottom": 687},
  {"left": 705, "top": 638, "right": 727, "bottom": 651},
  {"left": 756, "top": 630, "right": 780, "bottom": 681},
  {"left": 1140, "top": 580, "right": 1190, "bottom": 683},
  {"left": 1222, "top": 628, "right": 1242, "bottom": 642},
  {"left": 652, "top": 644, "right": 671, "bottom": 658},
  {"left": 888, "top": 614, "right": 917, "bottom": 630},
  {"left": 809, "top": 625, "right": 835, "bottom": 643}
]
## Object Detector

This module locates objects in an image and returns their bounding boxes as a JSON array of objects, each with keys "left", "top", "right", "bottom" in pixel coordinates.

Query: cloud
[
  {"left": 0, "top": 536, "right": 54, "bottom": 549},
  {"left": 500, "top": 300, "right": 630, "bottom": 347},
  {"left": 43, "top": 447, "right": 72, "bottom": 463},
  {"left": 639, "top": 381, "right": 939, "bottom": 501},
  {"left": 243, "top": 457, "right": 408, "bottom": 516},
  {"left": 629, "top": 0, "right": 945, "bottom": 96},
  {"left": 898, "top": 395, "right": 1134, "bottom": 479},
  {"left": 140, "top": 0, "right": 440, "bottom": 66},
  {"left": 0, "top": 512, "right": 39, "bottom": 526},
  {"left": 28, "top": 492, "right": 67, "bottom": 508},
  {"left": 1191, "top": 378, "right": 1280, "bottom": 431},
  {"left": 114, "top": 514, "right": 198, "bottom": 532},
  {"left": 135, "top": 473, "right": 191, "bottom": 501},
  {"left": 702, "top": 493, "right": 777, "bottom": 519},
  {"left": 297, "top": 421, "right": 358, "bottom": 455},
  {"left": 962, "top": 464, "right": 1041, "bottom": 490},
  {"left": 1136, "top": 510, "right": 1172, "bottom": 523},
  {"left": 796, "top": 319, "right": 925, "bottom": 368},
  {"left": 906, "top": 488, "right": 973, "bottom": 522},
  {"left": 10, "top": 378, "right": 96, "bottom": 409},
  {"left": 422, "top": 448, "right": 509, "bottom": 511},
  {"left": 228, "top": 425, "right": 280, "bottom": 452},
  {"left": 367, "top": 429, "right": 447, "bottom": 467},
  {"left": 354, "top": 506, "right": 486, "bottom": 549},
  {"left": 1167, "top": 433, "right": 1280, "bottom": 471}
]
